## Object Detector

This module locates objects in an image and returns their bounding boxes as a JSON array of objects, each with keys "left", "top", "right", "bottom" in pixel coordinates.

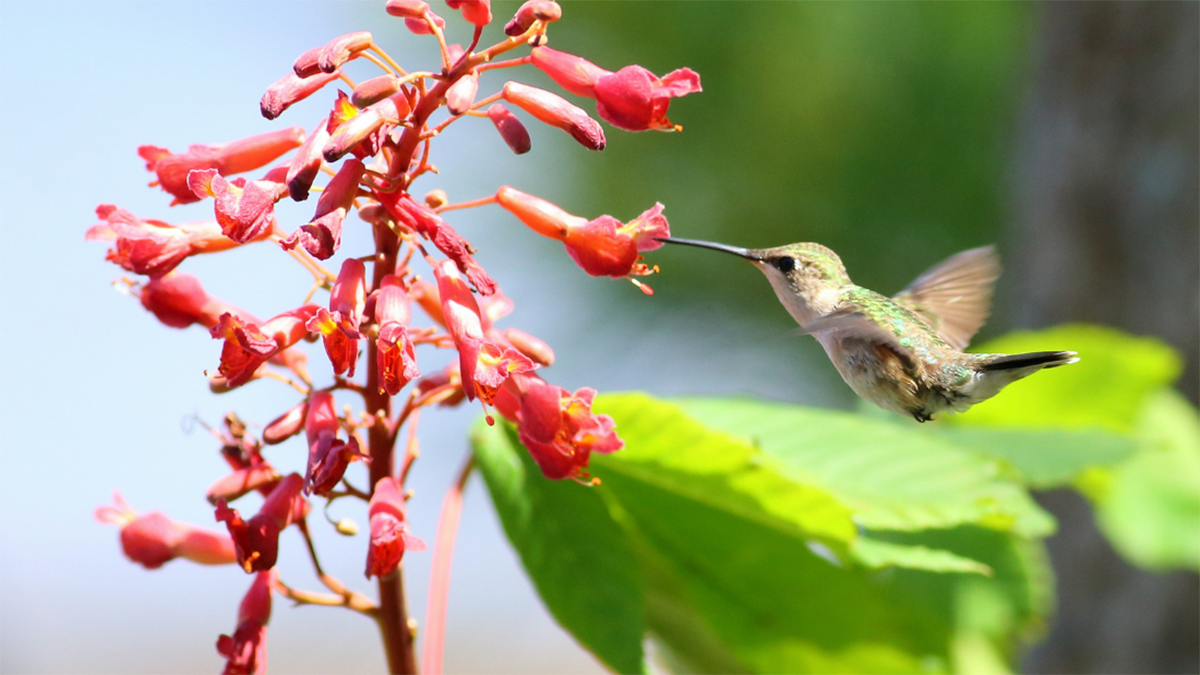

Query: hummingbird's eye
[{"left": 774, "top": 256, "right": 796, "bottom": 273}]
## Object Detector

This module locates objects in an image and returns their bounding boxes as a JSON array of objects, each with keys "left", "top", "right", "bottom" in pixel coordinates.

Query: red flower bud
[
  {"left": 505, "top": 0, "right": 562, "bottom": 36},
  {"left": 96, "top": 491, "right": 238, "bottom": 569},
  {"left": 410, "top": 279, "right": 445, "bottom": 327},
  {"left": 139, "top": 273, "right": 251, "bottom": 330},
  {"left": 446, "top": 0, "right": 492, "bottom": 27},
  {"left": 446, "top": 72, "right": 479, "bottom": 115},
  {"left": 385, "top": 0, "right": 429, "bottom": 19},
  {"left": 501, "top": 82, "right": 605, "bottom": 151},
  {"left": 261, "top": 70, "right": 340, "bottom": 120},
  {"left": 351, "top": 74, "right": 402, "bottom": 108},
  {"left": 366, "top": 477, "right": 426, "bottom": 579},
  {"left": 263, "top": 401, "right": 308, "bottom": 445},
  {"left": 531, "top": 46, "right": 607, "bottom": 98},
  {"left": 206, "top": 465, "right": 280, "bottom": 505},
  {"left": 504, "top": 328, "right": 555, "bottom": 366},
  {"left": 486, "top": 104, "right": 531, "bottom": 155},
  {"left": 294, "top": 31, "right": 373, "bottom": 76},
  {"left": 285, "top": 116, "right": 331, "bottom": 202}
]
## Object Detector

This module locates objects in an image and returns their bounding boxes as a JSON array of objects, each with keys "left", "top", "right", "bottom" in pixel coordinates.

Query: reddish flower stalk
[{"left": 88, "top": 3, "right": 699, "bottom": 672}]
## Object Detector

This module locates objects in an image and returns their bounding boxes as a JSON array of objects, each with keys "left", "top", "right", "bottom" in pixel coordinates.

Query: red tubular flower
[
  {"left": 303, "top": 392, "right": 366, "bottom": 496},
  {"left": 260, "top": 70, "right": 341, "bottom": 120},
  {"left": 365, "top": 477, "right": 427, "bottom": 579},
  {"left": 446, "top": 0, "right": 492, "bottom": 27},
  {"left": 530, "top": 46, "right": 607, "bottom": 98},
  {"left": 215, "top": 473, "right": 308, "bottom": 573},
  {"left": 285, "top": 117, "right": 331, "bottom": 202},
  {"left": 532, "top": 47, "right": 702, "bottom": 132},
  {"left": 210, "top": 305, "right": 319, "bottom": 388},
  {"left": 486, "top": 104, "right": 531, "bottom": 155},
  {"left": 137, "top": 127, "right": 305, "bottom": 205},
  {"left": 281, "top": 158, "right": 364, "bottom": 260},
  {"left": 504, "top": 0, "right": 562, "bottom": 36},
  {"left": 376, "top": 275, "right": 420, "bottom": 395},
  {"left": 379, "top": 192, "right": 497, "bottom": 295},
  {"left": 494, "top": 186, "right": 670, "bottom": 279},
  {"left": 86, "top": 205, "right": 239, "bottom": 279},
  {"left": 593, "top": 65, "right": 702, "bottom": 132},
  {"left": 433, "top": 261, "right": 535, "bottom": 404},
  {"left": 216, "top": 570, "right": 274, "bottom": 675},
  {"left": 188, "top": 168, "right": 288, "bottom": 244},
  {"left": 446, "top": 72, "right": 479, "bottom": 115},
  {"left": 138, "top": 273, "right": 251, "bottom": 329},
  {"left": 96, "top": 491, "right": 237, "bottom": 569},
  {"left": 501, "top": 82, "right": 605, "bottom": 151},
  {"left": 307, "top": 259, "right": 365, "bottom": 376},
  {"left": 516, "top": 378, "right": 623, "bottom": 480}
]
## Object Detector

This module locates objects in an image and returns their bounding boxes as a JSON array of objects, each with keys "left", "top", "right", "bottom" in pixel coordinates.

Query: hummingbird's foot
[{"left": 911, "top": 410, "right": 932, "bottom": 423}]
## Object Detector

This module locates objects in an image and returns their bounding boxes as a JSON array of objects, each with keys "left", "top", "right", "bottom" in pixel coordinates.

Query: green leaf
[
  {"left": 951, "top": 324, "right": 1182, "bottom": 432},
  {"left": 470, "top": 420, "right": 648, "bottom": 674},
  {"left": 473, "top": 393, "right": 1057, "bottom": 674},
  {"left": 851, "top": 536, "right": 993, "bottom": 576},
  {"left": 596, "top": 467, "right": 949, "bottom": 674},
  {"left": 591, "top": 394, "right": 858, "bottom": 550},
  {"left": 936, "top": 428, "right": 1137, "bottom": 489},
  {"left": 672, "top": 397, "right": 1053, "bottom": 536},
  {"left": 1093, "top": 389, "right": 1200, "bottom": 571}
]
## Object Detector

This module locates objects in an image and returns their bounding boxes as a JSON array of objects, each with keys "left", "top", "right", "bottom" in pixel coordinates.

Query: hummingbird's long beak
[{"left": 655, "top": 237, "right": 763, "bottom": 261}]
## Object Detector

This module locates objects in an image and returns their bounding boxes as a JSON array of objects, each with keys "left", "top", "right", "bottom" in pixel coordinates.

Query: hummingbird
[{"left": 657, "top": 237, "right": 1078, "bottom": 422}]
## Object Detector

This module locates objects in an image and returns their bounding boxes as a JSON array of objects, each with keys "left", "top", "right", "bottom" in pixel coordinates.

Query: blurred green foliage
[{"left": 538, "top": 2, "right": 1032, "bottom": 324}]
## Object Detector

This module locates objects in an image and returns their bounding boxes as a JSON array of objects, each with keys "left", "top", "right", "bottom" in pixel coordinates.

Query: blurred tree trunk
[{"left": 1009, "top": 3, "right": 1199, "bottom": 673}]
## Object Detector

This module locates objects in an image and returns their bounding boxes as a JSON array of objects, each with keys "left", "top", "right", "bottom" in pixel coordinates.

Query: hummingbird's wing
[
  {"left": 799, "top": 310, "right": 917, "bottom": 370},
  {"left": 892, "top": 245, "right": 1000, "bottom": 351}
]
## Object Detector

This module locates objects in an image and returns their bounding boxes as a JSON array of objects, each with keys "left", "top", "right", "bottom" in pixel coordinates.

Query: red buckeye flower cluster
[{"left": 88, "top": 2, "right": 700, "bottom": 673}]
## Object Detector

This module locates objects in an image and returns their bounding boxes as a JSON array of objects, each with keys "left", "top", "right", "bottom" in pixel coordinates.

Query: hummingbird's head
[
  {"left": 752, "top": 243, "right": 850, "bottom": 289},
  {"left": 656, "top": 238, "right": 850, "bottom": 323}
]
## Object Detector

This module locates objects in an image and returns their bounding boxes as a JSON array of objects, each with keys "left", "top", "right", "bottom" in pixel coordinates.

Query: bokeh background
[{"left": 0, "top": 2, "right": 1195, "bottom": 673}]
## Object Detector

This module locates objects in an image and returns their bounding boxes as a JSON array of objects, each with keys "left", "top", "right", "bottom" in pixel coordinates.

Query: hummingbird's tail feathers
[{"left": 980, "top": 350, "right": 1079, "bottom": 372}]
